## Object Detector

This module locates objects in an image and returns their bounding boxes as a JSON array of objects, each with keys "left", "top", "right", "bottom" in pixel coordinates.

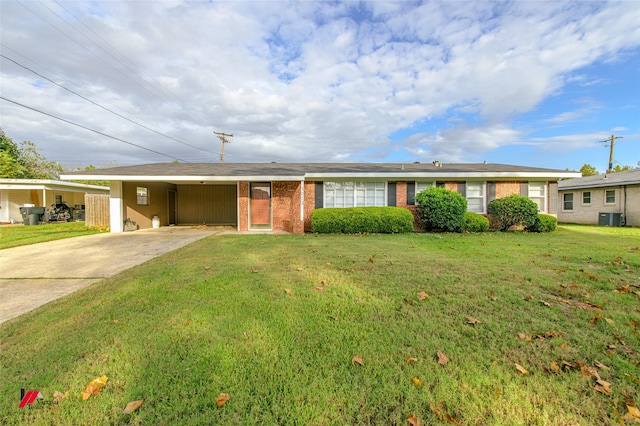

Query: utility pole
[
  {"left": 599, "top": 134, "right": 622, "bottom": 173},
  {"left": 214, "top": 131, "right": 233, "bottom": 163}
]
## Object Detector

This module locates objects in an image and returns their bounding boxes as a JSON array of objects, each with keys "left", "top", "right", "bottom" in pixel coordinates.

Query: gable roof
[
  {"left": 61, "top": 162, "right": 580, "bottom": 182},
  {"left": 558, "top": 169, "right": 640, "bottom": 190}
]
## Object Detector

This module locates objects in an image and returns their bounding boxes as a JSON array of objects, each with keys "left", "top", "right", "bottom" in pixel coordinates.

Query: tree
[
  {"left": 611, "top": 164, "right": 632, "bottom": 173},
  {"left": 579, "top": 164, "right": 599, "bottom": 176},
  {"left": 0, "top": 128, "right": 62, "bottom": 179}
]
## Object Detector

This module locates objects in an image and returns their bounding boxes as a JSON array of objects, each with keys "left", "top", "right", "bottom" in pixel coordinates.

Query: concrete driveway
[{"left": 0, "top": 227, "right": 222, "bottom": 324}]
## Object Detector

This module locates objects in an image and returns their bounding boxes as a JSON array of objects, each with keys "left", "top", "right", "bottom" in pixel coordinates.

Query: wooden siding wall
[
  {"left": 177, "top": 185, "right": 237, "bottom": 225},
  {"left": 85, "top": 193, "right": 110, "bottom": 227}
]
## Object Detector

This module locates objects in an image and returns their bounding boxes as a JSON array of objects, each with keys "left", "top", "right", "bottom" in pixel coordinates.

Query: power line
[
  {"left": 0, "top": 96, "right": 189, "bottom": 163},
  {"left": 599, "top": 134, "right": 623, "bottom": 173},
  {"left": 1, "top": 54, "right": 216, "bottom": 156},
  {"left": 214, "top": 131, "right": 233, "bottom": 163}
]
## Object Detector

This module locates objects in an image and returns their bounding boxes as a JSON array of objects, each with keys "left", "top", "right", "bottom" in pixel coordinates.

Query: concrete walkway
[{"left": 0, "top": 226, "right": 223, "bottom": 324}]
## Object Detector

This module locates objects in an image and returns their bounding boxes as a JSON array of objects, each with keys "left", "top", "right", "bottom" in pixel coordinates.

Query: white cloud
[{"left": 0, "top": 0, "right": 638, "bottom": 167}]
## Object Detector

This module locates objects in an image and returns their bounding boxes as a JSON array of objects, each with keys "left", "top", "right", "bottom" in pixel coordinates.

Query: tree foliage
[
  {"left": 611, "top": 164, "right": 632, "bottom": 173},
  {"left": 580, "top": 164, "right": 599, "bottom": 177},
  {"left": 0, "top": 128, "right": 62, "bottom": 179}
]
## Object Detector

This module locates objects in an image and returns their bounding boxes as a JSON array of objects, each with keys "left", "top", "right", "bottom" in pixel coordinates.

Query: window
[
  {"left": 55, "top": 195, "right": 63, "bottom": 204},
  {"left": 605, "top": 190, "right": 615, "bottom": 204},
  {"left": 136, "top": 187, "right": 149, "bottom": 205},
  {"left": 528, "top": 182, "right": 546, "bottom": 212},
  {"left": 582, "top": 191, "right": 591, "bottom": 204},
  {"left": 466, "top": 182, "right": 485, "bottom": 213},
  {"left": 324, "top": 182, "right": 385, "bottom": 208},
  {"left": 416, "top": 182, "right": 434, "bottom": 194},
  {"left": 563, "top": 193, "right": 573, "bottom": 211}
]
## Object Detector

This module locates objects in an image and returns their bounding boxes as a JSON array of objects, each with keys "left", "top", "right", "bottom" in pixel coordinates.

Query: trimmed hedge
[
  {"left": 488, "top": 194, "right": 538, "bottom": 231},
  {"left": 525, "top": 214, "right": 557, "bottom": 233},
  {"left": 415, "top": 187, "right": 467, "bottom": 232},
  {"left": 311, "top": 207, "right": 414, "bottom": 234},
  {"left": 463, "top": 212, "right": 489, "bottom": 232}
]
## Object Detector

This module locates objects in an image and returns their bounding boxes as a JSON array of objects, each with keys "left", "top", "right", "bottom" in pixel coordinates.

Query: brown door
[
  {"left": 168, "top": 190, "right": 177, "bottom": 225},
  {"left": 250, "top": 183, "right": 271, "bottom": 228}
]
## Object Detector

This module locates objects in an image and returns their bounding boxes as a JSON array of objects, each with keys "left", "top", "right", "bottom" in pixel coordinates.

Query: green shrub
[
  {"left": 525, "top": 214, "right": 557, "bottom": 232},
  {"left": 311, "top": 207, "right": 414, "bottom": 234},
  {"left": 463, "top": 212, "right": 489, "bottom": 232},
  {"left": 415, "top": 187, "right": 467, "bottom": 232},
  {"left": 488, "top": 195, "right": 538, "bottom": 231}
]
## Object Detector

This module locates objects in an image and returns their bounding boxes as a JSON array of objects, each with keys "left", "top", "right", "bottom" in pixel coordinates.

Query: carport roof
[{"left": 60, "top": 162, "right": 580, "bottom": 182}]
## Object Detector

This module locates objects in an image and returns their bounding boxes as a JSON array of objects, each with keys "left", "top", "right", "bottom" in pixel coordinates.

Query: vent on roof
[
  {"left": 433, "top": 160, "right": 441, "bottom": 167},
  {"left": 413, "top": 161, "right": 420, "bottom": 164}
]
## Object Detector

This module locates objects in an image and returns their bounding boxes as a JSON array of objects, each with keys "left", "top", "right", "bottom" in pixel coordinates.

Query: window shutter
[
  {"left": 436, "top": 181, "right": 445, "bottom": 188},
  {"left": 315, "top": 182, "right": 323, "bottom": 208},
  {"left": 387, "top": 182, "right": 396, "bottom": 206},
  {"left": 457, "top": 182, "right": 466, "bottom": 198},
  {"left": 407, "top": 182, "right": 415, "bottom": 205},
  {"left": 520, "top": 182, "right": 528, "bottom": 196},
  {"left": 487, "top": 182, "right": 496, "bottom": 201}
]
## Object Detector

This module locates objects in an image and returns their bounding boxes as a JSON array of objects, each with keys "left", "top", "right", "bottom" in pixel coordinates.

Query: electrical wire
[{"left": 0, "top": 96, "right": 190, "bottom": 163}]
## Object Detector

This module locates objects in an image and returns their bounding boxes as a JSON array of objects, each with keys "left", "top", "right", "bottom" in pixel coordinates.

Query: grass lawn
[
  {"left": 1, "top": 225, "right": 638, "bottom": 425},
  {"left": 0, "top": 222, "right": 107, "bottom": 250}
]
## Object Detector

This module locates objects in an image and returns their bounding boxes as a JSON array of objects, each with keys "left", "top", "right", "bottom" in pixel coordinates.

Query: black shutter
[
  {"left": 407, "top": 182, "right": 415, "bottom": 205},
  {"left": 520, "top": 182, "right": 528, "bottom": 196},
  {"left": 387, "top": 182, "right": 396, "bottom": 206},
  {"left": 436, "top": 181, "right": 445, "bottom": 188},
  {"left": 315, "top": 182, "right": 323, "bottom": 208},
  {"left": 457, "top": 182, "right": 466, "bottom": 198}
]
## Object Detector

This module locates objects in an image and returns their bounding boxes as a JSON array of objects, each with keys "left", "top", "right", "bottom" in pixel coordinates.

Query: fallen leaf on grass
[
  {"left": 623, "top": 405, "right": 640, "bottom": 422},
  {"left": 590, "top": 314, "right": 602, "bottom": 324},
  {"left": 122, "top": 400, "right": 144, "bottom": 414},
  {"left": 53, "top": 391, "right": 69, "bottom": 403},
  {"left": 406, "top": 357, "right": 418, "bottom": 364},
  {"left": 216, "top": 393, "right": 230, "bottom": 408},
  {"left": 81, "top": 375, "right": 108, "bottom": 400},
  {"left": 429, "top": 403, "right": 442, "bottom": 420},
  {"left": 559, "top": 342, "right": 568, "bottom": 349},
  {"left": 549, "top": 362, "right": 560, "bottom": 374},
  {"left": 515, "top": 364, "right": 528, "bottom": 375},
  {"left": 417, "top": 292, "right": 428, "bottom": 301},
  {"left": 595, "top": 361, "right": 610, "bottom": 370},
  {"left": 313, "top": 286, "right": 324, "bottom": 291},
  {"left": 411, "top": 377, "right": 422, "bottom": 387},
  {"left": 466, "top": 317, "right": 481, "bottom": 325},
  {"left": 437, "top": 351, "right": 449, "bottom": 366},
  {"left": 540, "top": 300, "right": 551, "bottom": 306},
  {"left": 445, "top": 413, "right": 459, "bottom": 424},
  {"left": 295, "top": 267, "right": 304, "bottom": 271},
  {"left": 594, "top": 379, "right": 612, "bottom": 395},
  {"left": 284, "top": 288, "right": 292, "bottom": 295},
  {"left": 407, "top": 414, "right": 421, "bottom": 425},
  {"left": 184, "top": 320, "right": 191, "bottom": 326},
  {"left": 351, "top": 356, "right": 364, "bottom": 366},
  {"left": 604, "top": 317, "right": 615, "bottom": 326},
  {"left": 516, "top": 333, "right": 531, "bottom": 341}
]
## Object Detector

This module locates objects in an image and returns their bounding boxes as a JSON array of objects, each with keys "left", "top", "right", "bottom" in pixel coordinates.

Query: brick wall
[
  {"left": 303, "top": 181, "right": 315, "bottom": 231},
  {"left": 272, "top": 181, "right": 304, "bottom": 233},
  {"left": 238, "top": 181, "right": 249, "bottom": 231},
  {"left": 496, "top": 181, "right": 521, "bottom": 198}
]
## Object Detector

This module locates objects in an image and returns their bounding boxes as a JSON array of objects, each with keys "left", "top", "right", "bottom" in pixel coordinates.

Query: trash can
[{"left": 19, "top": 206, "right": 45, "bottom": 225}]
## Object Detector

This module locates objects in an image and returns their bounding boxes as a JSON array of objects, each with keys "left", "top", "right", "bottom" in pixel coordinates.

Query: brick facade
[
  {"left": 272, "top": 181, "right": 304, "bottom": 233},
  {"left": 495, "top": 181, "right": 521, "bottom": 198},
  {"left": 238, "top": 181, "right": 249, "bottom": 231},
  {"left": 303, "top": 181, "right": 315, "bottom": 231}
]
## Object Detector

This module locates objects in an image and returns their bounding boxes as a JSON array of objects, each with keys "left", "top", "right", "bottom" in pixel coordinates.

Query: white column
[{"left": 109, "top": 181, "right": 123, "bottom": 233}]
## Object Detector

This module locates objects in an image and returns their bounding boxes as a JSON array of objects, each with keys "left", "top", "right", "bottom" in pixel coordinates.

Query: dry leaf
[
  {"left": 515, "top": 364, "right": 528, "bottom": 375},
  {"left": 549, "top": 362, "right": 560, "bottom": 373},
  {"left": 184, "top": 320, "right": 191, "bottom": 326},
  {"left": 489, "top": 296, "right": 498, "bottom": 301},
  {"left": 411, "top": 377, "right": 422, "bottom": 387},
  {"left": 604, "top": 317, "right": 615, "bottom": 326},
  {"left": 437, "top": 350, "right": 449, "bottom": 366},
  {"left": 516, "top": 333, "right": 531, "bottom": 341},
  {"left": 540, "top": 300, "right": 551, "bottom": 306},
  {"left": 313, "top": 286, "right": 324, "bottom": 291},
  {"left": 407, "top": 414, "right": 421, "bottom": 426},
  {"left": 351, "top": 356, "right": 364, "bottom": 366},
  {"left": 284, "top": 288, "right": 291, "bottom": 295},
  {"left": 445, "top": 413, "right": 459, "bottom": 424},
  {"left": 216, "top": 393, "right": 230, "bottom": 408},
  {"left": 595, "top": 361, "right": 610, "bottom": 370},
  {"left": 295, "top": 267, "right": 303, "bottom": 271},
  {"left": 429, "top": 403, "right": 442, "bottom": 420},
  {"left": 122, "top": 400, "right": 144, "bottom": 414},
  {"left": 559, "top": 342, "right": 568, "bottom": 349},
  {"left": 204, "top": 266, "right": 211, "bottom": 270},
  {"left": 81, "top": 375, "right": 108, "bottom": 400},
  {"left": 466, "top": 317, "right": 481, "bottom": 325},
  {"left": 623, "top": 405, "right": 640, "bottom": 421},
  {"left": 594, "top": 379, "right": 611, "bottom": 395},
  {"left": 53, "top": 391, "right": 69, "bottom": 403},
  {"left": 417, "top": 292, "right": 428, "bottom": 301},
  {"left": 406, "top": 357, "right": 418, "bottom": 364}
]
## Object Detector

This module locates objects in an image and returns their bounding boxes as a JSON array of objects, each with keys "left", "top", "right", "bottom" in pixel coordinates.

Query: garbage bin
[{"left": 19, "top": 206, "right": 45, "bottom": 225}]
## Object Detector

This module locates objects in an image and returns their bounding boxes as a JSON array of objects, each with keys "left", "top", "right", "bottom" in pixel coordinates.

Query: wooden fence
[{"left": 84, "top": 193, "right": 110, "bottom": 228}]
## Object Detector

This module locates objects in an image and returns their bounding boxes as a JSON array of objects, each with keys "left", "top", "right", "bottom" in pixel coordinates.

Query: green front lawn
[
  {"left": 1, "top": 225, "right": 638, "bottom": 424},
  {"left": 0, "top": 222, "right": 107, "bottom": 249}
]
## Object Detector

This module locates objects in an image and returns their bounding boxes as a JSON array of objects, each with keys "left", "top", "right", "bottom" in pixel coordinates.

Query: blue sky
[{"left": 1, "top": 1, "right": 638, "bottom": 172}]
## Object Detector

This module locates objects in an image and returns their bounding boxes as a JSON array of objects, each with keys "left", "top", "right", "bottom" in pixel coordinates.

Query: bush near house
[
  {"left": 525, "top": 214, "right": 558, "bottom": 233},
  {"left": 488, "top": 194, "right": 538, "bottom": 231},
  {"left": 462, "top": 212, "right": 490, "bottom": 232},
  {"left": 311, "top": 207, "right": 414, "bottom": 233},
  {"left": 415, "top": 187, "right": 467, "bottom": 233}
]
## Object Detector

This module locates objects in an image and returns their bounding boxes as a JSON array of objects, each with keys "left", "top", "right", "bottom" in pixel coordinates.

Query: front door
[{"left": 250, "top": 182, "right": 271, "bottom": 229}]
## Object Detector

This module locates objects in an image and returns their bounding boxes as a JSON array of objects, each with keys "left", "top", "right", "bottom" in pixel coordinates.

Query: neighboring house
[
  {"left": 61, "top": 162, "right": 579, "bottom": 233},
  {"left": 0, "top": 179, "right": 110, "bottom": 224},
  {"left": 557, "top": 169, "right": 640, "bottom": 227}
]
